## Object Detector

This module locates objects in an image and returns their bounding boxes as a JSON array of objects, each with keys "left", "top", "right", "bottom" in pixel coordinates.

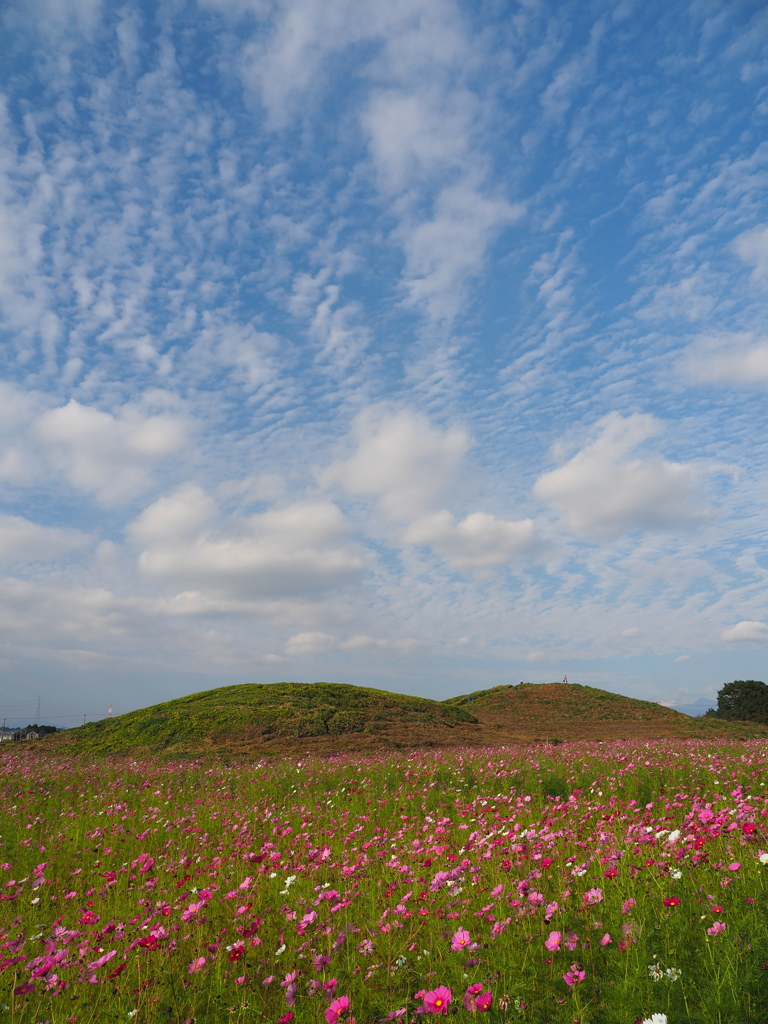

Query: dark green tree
[{"left": 714, "top": 679, "right": 768, "bottom": 725}]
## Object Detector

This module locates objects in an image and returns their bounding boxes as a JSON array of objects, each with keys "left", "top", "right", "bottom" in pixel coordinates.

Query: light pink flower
[
  {"left": 707, "top": 921, "right": 726, "bottom": 936},
  {"left": 599, "top": 933, "right": 612, "bottom": 946},
  {"left": 450, "top": 929, "right": 471, "bottom": 951},
  {"left": 564, "top": 931, "right": 579, "bottom": 951},
  {"left": 583, "top": 887, "right": 603, "bottom": 906},
  {"left": 188, "top": 957, "right": 206, "bottom": 973},
  {"left": 87, "top": 950, "right": 117, "bottom": 970},
  {"left": 728, "top": 862, "right": 741, "bottom": 871},
  {"left": 544, "top": 930, "right": 562, "bottom": 952}
]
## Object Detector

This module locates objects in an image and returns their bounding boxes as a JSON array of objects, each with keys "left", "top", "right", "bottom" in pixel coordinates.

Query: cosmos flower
[
  {"left": 423, "top": 986, "right": 452, "bottom": 1014},
  {"left": 325, "top": 995, "right": 351, "bottom": 1024}
]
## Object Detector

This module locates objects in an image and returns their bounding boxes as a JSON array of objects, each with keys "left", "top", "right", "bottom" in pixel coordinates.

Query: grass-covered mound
[
  {"left": 47, "top": 681, "right": 479, "bottom": 757},
  {"left": 444, "top": 682, "right": 768, "bottom": 742}
]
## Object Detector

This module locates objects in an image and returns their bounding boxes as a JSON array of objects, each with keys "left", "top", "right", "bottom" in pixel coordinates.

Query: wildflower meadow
[{"left": 2, "top": 740, "right": 768, "bottom": 1023}]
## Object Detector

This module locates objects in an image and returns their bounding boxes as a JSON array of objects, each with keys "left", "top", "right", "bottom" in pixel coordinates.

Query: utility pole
[
  {"left": 108, "top": 703, "right": 113, "bottom": 718},
  {"left": 83, "top": 713, "right": 86, "bottom": 726},
  {"left": 36, "top": 694, "right": 40, "bottom": 722}
]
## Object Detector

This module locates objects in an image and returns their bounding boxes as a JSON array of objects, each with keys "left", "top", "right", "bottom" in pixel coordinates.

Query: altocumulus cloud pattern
[{"left": 1, "top": 0, "right": 768, "bottom": 715}]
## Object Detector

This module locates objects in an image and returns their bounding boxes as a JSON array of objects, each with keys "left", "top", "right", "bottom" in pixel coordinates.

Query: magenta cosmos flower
[
  {"left": 563, "top": 968, "right": 586, "bottom": 986},
  {"left": 423, "top": 986, "right": 452, "bottom": 1014},
  {"left": 450, "top": 929, "right": 471, "bottom": 951},
  {"left": 463, "top": 985, "right": 493, "bottom": 1012},
  {"left": 325, "top": 995, "right": 350, "bottom": 1024},
  {"left": 544, "top": 930, "right": 562, "bottom": 952}
]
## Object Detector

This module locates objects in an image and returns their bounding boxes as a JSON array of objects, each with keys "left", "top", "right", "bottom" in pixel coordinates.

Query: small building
[{"left": 10, "top": 724, "right": 57, "bottom": 741}]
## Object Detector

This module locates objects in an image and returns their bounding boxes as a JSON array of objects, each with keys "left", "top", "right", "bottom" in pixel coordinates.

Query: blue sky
[{"left": 1, "top": 0, "right": 768, "bottom": 724}]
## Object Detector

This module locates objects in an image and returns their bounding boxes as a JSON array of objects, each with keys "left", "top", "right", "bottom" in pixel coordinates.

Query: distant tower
[
  {"left": 563, "top": 674, "right": 568, "bottom": 684},
  {"left": 108, "top": 703, "right": 113, "bottom": 718}
]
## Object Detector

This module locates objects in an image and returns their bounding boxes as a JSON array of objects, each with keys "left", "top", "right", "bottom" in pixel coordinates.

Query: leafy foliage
[{"left": 713, "top": 679, "right": 768, "bottom": 725}]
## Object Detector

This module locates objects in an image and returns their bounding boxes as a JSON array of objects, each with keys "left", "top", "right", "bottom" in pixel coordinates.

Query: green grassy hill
[
  {"left": 45, "top": 681, "right": 478, "bottom": 757},
  {"left": 443, "top": 682, "right": 768, "bottom": 742},
  {"left": 28, "top": 679, "right": 768, "bottom": 761}
]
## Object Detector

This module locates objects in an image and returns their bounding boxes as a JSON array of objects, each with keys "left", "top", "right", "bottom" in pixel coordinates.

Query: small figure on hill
[{"left": 563, "top": 674, "right": 568, "bottom": 684}]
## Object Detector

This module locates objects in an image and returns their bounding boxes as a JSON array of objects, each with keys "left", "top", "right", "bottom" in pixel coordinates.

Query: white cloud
[
  {"left": 673, "top": 655, "right": 690, "bottom": 663},
  {"left": 534, "top": 412, "right": 708, "bottom": 541},
  {"left": 36, "top": 397, "right": 188, "bottom": 504},
  {"left": 0, "top": 514, "right": 89, "bottom": 563},
  {"left": 339, "top": 633, "right": 386, "bottom": 650},
  {"left": 199, "top": 315, "right": 279, "bottom": 390},
  {"left": 285, "top": 631, "right": 336, "bottom": 655},
  {"left": 338, "top": 633, "right": 419, "bottom": 653},
  {"left": 721, "top": 620, "right": 768, "bottom": 643},
  {"left": 231, "top": 0, "right": 518, "bottom": 325},
  {"left": 320, "top": 407, "right": 469, "bottom": 518},
  {"left": 404, "top": 510, "right": 540, "bottom": 569},
  {"left": 400, "top": 180, "right": 523, "bottom": 322},
  {"left": 620, "top": 626, "right": 640, "bottom": 637},
  {"left": 734, "top": 224, "right": 768, "bottom": 286},
  {"left": 135, "top": 496, "right": 366, "bottom": 599},
  {"left": 682, "top": 332, "right": 768, "bottom": 385},
  {"left": 127, "top": 484, "right": 217, "bottom": 545}
]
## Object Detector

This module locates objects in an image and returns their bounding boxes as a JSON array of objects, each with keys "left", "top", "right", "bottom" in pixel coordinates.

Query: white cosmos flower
[{"left": 642, "top": 1015, "right": 667, "bottom": 1024}]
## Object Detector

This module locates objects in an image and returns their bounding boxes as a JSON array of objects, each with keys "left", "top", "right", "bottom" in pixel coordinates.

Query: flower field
[{"left": 2, "top": 740, "right": 768, "bottom": 1023}]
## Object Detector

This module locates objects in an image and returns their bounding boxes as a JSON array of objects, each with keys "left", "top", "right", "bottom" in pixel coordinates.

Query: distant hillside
[
  {"left": 27, "top": 680, "right": 768, "bottom": 761},
  {"left": 443, "top": 682, "right": 768, "bottom": 742},
  {"left": 43, "top": 682, "right": 478, "bottom": 757}
]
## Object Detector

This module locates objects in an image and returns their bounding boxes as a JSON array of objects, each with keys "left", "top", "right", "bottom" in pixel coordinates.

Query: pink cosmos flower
[
  {"left": 621, "top": 898, "right": 636, "bottom": 914},
  {"left": 583, "top": 887, "right": 603, "bottom": 906},
  {"left": 463, "top": 984, "right": 481, "bottom": 1006},
  {"left": 563, "top": 968, "right": 586, "bottom": 986},
  {"left": 544, "top": 931, "right": 562, "bottom": 952},
  {"left": 235, "top": 975, "right": 246, "bottom": 985},
  {"left": 707, "top": 921, "right": 726, "bottom": 936},
  {"left": 564, "top": 931, "right": 579, "bottom": 951},
  {"left": 188, "top": 957, "right": 206, "bottom": 973},
  {"left": 451, "top": 929, "right": 471, "bottom": 950},
  {"left": 544, "top": 901, "right": 559, "bottom": 921},
  {"left": 475, "top": 992, "right": 493, "bottom": 1012},
  {"left": 663, "top": 897, "right": 680, "bottom": 907},
  {"left": 325, "top": 995, "right": 350, "bottom": 1024},
  {"left": 87, "top": 950, "right": 117, "bottom": 970},
  {"left": 599, "top": 933, "right": 612, "bottom": 946},
  {"left": 728, "top": 862, "right": 741, "bottom": 871},
  {"left": 423, "top": 986, "right": 452, "bottom": 1014}
]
